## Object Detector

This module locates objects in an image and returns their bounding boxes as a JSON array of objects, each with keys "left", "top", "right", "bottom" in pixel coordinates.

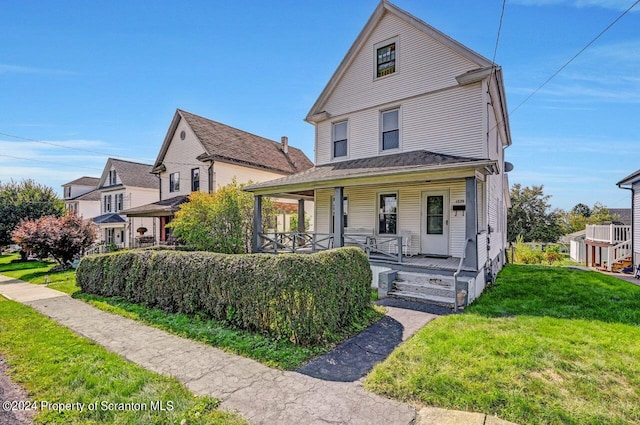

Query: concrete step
[
  {"left": 396, "top": 271, "right": 473, "bottom": 287},
  {"left": 394, "top": 281, "right": 455, "bottom": 298},
  {"left": 388, "top": 290, "right": 455, "bottom": 308}
]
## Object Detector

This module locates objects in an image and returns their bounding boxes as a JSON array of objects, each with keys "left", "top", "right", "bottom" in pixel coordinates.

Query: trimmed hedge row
[{"left": 76, "top": 247, "right": 373, "bottom": 345}]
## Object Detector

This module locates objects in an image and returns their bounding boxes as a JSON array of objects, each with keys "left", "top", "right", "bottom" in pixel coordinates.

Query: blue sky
[{"left": 1, "top": 0, "right": 638, "bottom": 210}]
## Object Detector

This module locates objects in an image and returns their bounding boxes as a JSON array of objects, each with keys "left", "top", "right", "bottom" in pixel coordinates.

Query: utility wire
[
  {"left": 508, "top": 0, "right": 640, "bottom": 115},
  {"left": 0, "top": 154, "right": 104, "bottom": 172},
  {"left": 491, "top": 0, "right": 507, "bottom": 67}
]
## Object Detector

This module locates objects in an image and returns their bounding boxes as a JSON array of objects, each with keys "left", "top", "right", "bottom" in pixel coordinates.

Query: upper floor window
[
  {"left": 332, "top": 121, "right": 348, "bottom": 158},
  {"left": 64, "top": 187, "right": 71, "bottom": 198},
  {"left": 104, "top": 194, "right": 112, "bottom": 213},
  {"left": 108, "top": 170, "right": 117, "bottom": 186},
  {"left": 116, "top": 193, "right": 123, "bottom": 212},
  {"left": 170, "top": 172, "right": 180, "bottom": 192},
  {"left": 376, "top": 42, "right": 396, "bottom": 78},
  {"left": 381, "top": 109, "right": 399, "bottom": 151},
  {"left": 191, "top": 168, "right": 200, "bottom": 192}
]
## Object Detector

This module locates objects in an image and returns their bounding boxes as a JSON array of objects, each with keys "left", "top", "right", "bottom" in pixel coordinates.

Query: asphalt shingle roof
[
  {"left": 245, "top": 150, "right": 489, "bottom": 191},
  {"left": 107, "top": 158, "right": 158, "bottom": 189},
  {"left": 62, "top": 176, "right": 100, "bottom": 187},
  {"left": 178, "top": 110, "right": 313, "bottom": 175}
]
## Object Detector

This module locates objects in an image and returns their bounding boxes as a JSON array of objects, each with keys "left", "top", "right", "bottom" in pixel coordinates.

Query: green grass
[
  {"left": 74, "top": 293, "right": 332, "bottom": 370},
  {"left": 365, "top": 264, "right": 640, "bottom": 425},
  {"left": 0, "top": 296, "right": 247, "bottom": 424},
  {"left": 1, "top": 253, "right": 382, "bottom": 370},
  {"left": 0, "top": 254, "right": 78, "bottom": 295}
]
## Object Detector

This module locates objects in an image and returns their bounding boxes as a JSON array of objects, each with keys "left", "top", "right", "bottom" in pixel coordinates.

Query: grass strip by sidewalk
[
  {"left": 0, "top": 296, "right": 247, "bottom": 425},
  {"left": 1, "top": 254, "right": 383, "bottom": 370},
  {"left": 365, "top": 265, "right": 640, "bottom": 425}
]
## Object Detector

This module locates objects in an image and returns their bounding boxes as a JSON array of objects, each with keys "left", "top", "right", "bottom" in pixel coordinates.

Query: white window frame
[
  {"left": 332, "top": 121, "right": 348, "bottom": 159},
  {"left": 374, "top": 36, "right": 399, "bottom": 80},
  {"left": 380, "top": 107, "right": 401, "bottom": 152},
  {"left": 377, "top": 192, "right": 398, "bottom": 235}
]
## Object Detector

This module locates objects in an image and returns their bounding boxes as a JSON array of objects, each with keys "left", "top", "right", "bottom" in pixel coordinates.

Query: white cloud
[{"left": 0, "top": 64, "right": 76, "bottom": 76}]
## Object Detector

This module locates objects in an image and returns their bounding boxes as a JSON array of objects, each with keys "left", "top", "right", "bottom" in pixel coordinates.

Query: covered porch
[
  {"left": 120, "top": 195, "right": 189, "bottom": 247},
  {"left": 245, "top": 150, "right": 499, "bottom": 273},
  {"left": 585, "top": 224, "right": 632, "bottom": 271}
]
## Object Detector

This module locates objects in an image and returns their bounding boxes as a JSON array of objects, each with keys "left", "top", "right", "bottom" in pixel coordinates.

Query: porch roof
[
  {"left": 120, "top": 195, "right": 189, "bottom": 218},
  {"left": 244, "top": 150, "right": 497, "bottom": 196},
  {"left": 92, "top": 213, "right": 126, "bottom": 224}
]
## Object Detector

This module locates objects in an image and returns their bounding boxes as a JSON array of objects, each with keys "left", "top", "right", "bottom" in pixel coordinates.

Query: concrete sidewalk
[{"left": 0, "top": 274, "right": 516, "bottom": 425}]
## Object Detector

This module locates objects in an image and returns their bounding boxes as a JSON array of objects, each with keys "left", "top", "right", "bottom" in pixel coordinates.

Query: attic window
[{"left": 376, "top": 42, "right": 396, "bottom": 78}]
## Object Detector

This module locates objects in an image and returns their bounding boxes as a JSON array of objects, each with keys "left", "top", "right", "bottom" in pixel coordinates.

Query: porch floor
[{"left": 371, "top": 254, "right": 475, "bottom": 273}]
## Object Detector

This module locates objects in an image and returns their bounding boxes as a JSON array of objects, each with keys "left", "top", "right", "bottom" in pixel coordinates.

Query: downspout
[{"left": 208, "top": 161, "right": 215, "bottom": 193}]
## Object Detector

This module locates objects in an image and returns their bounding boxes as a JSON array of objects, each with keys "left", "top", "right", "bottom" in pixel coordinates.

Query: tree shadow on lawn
[
  {"left": 0, "top": 260, "right": 50, "bottom": 273},
  {"left": 468, "top": 264, "right": 640, "bottom": 326}
]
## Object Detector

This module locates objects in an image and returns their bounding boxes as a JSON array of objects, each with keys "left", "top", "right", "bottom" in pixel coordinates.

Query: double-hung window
[
  {"left": 116, "top": 193, "right": 123, "bottom": 212},
  {"left": 381, "top": 109, "right": 399, "bottom": 151},
  {"left": 108, "top": 170, "right": 117, "bottom": 186},
  {"left": 332, "top": 121, "right": 348, "bottom": 158},
  {"left": 191, "top": 168, "right": 200, "bottom": 192},
  {"left": 170, "top": 172, "right": 180, "bottom": 192},
  {"left": 104, "top": 195, "right": 112, "bottom": 213},
  {"left": 378, "top": 194, "right": 397, "bottom": 234}
]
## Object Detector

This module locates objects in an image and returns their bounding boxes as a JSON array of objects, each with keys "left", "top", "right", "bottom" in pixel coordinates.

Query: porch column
[
  {"left": 297, "top": 199, "right": 305, "bottom": 232},
  {"left": 465, "top": 177, "right": 478, "bottom": 269},
  {"left": 252, "top": 195, "right": 262, "bottom": 253},
  {"left": 334, "top": 187, "right": 344, "bottom": 248}
]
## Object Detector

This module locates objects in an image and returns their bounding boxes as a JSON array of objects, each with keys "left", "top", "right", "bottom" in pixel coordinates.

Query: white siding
[
  {"left": 65, "top": 184, "right": 95, "bottom": 200},
  {"left": 214, "top": 162, "right": 289, "bottom": 189},
  {"left": 316, "top": 83, "right": 484, "bottom": 165},
  {"left": 315, "top": 181, "right": 467, "bottom": 257},
  {"left": 160, "top": 118, "right": 209, "bottom": 198},
  {"left": 324, "top": 12, "right": 478, "bottom": 117},
  {"left": 634, "top": 182, "right": 640, "bottom": 264}
]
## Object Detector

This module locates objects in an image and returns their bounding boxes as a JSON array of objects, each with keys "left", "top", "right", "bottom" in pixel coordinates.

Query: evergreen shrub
[{"left": 76, "top": 247, "right": 373, "bottom": 345}]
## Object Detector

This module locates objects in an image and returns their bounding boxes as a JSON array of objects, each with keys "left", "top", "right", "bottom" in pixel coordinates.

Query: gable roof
[
  {"left": 62, "top": 176, "right": 100, "bottom": 187},
  {"left": 98, "top": 158, "right": 157, "bottom": 190},
  {"left": 153, "top": 109, "right": 313, "bottom": 175},
  {"left": 67, "top": 189, "right": 101, "bottom": 202},
  {"left": 245, "top": 150, "right": 496, "bottom": 193},
  {"left": 306, "top": 0, "right": 493, "bottom": 121},
  {"left": 608, "top": 208, "right": 632, "bottom": 226},
  {"left": 617, "top": 168, "right": 640, "bottom": 186}
]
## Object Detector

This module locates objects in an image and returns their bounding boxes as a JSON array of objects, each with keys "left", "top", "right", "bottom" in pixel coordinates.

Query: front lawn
[
  {"left": 0, "top": 296, "right": 246, "bottom": 424},
  {"left": 1, "top": 253, "right": 381, "bottom": 369},
  {"left": 365, "top": 265, "right": 640, "bottom": 425}
]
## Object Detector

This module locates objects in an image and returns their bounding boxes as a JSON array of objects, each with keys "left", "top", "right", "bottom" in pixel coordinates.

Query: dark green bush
[{"left": 76, "top": 247, "right": 373, "bottom": 345}]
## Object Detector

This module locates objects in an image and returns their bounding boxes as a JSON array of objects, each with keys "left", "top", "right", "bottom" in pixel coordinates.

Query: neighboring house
[
  {"left": 92, "top": 158, "right": 159, "bottom": 248},
  {"left": 62, "top": 176, "right": 100, "bottom": 219},
  {"left": 616, "top": 170, "right": 640, "bottom": 267},
  {"left": 122, "top": 109, "right": 314, "bottom": 243},
  {"left": 245, "top": 1, "right": 512, "bottom": 308},
  {"left": 582, "top": 207, "right": 632, "bottom": 271},
  {"left": 564, "top": 208, "right": 631, "bottom": 265}
]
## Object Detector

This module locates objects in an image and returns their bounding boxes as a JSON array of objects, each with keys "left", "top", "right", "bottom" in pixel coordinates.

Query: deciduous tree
[
  {"left": 507, "top": 184, "right": 564, "bottom": 243},
  {"left": 12, "top": 214, "right": 96, "bottom": 266},
  {"left": 167, "top": 180, "right": 276, "bottom": 253},
  {"left": 0, "top": 179, "right": 64, "bottom": 248}
]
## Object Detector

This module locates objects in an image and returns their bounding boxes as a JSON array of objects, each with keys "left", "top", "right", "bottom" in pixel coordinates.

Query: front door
[{"left": 421, "top": 191, "right": 449, "bottom": 256}]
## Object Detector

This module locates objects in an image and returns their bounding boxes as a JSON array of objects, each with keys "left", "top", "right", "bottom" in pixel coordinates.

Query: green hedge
[{"left": 76, "top": 247, "right": 373, "bottom": 345}]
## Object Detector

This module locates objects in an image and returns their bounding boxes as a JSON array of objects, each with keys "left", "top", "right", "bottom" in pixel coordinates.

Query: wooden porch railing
[
  {"left": 586, "top": 224, "right": 631, "bottom": 244},
  {"left": 257, "top": 232, "right": 405, "bottom": 263}
]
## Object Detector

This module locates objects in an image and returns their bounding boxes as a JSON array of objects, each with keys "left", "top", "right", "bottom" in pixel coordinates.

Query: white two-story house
[
  {"left": 92, "top": 158, "right": 159, "bottom": 248},
  {"left": 61, "top": 176, "right": 101, "bottom": 219},
  {"left": 245, "top": 1, "right": 512, "bottom": 309},
  {"left": 122, "top": 109, "right": 313, "bottom": 243}
]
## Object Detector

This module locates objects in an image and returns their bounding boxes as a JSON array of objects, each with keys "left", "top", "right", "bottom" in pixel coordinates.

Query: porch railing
[
  {"left": 586, "top": 224, "right": 631, "bottom": 244},
  {"left": 257, "top": 232, "right": 405, "bottom": 263}
]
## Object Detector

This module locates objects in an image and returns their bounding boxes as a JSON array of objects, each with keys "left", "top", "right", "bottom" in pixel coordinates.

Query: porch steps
[
  {"left": 388, "top": 271, "right": 473, "bottom": 308},
  {"left": 611, "top": 257, "right": 632, "bottom": 273}
]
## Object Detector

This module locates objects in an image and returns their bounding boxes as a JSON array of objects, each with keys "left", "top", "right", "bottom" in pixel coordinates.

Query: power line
[
  {"left": 0, "top": 131, "right": 206, "bottom": 168},
  {"left": 0, "top": 154, "right": 104, "bottom": 172},
  {"left": 509, "top": 0, "right": 640, "bottom": 115},
  {"left": 491, "top": 0, "right": 507, "bottom": 67}
]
